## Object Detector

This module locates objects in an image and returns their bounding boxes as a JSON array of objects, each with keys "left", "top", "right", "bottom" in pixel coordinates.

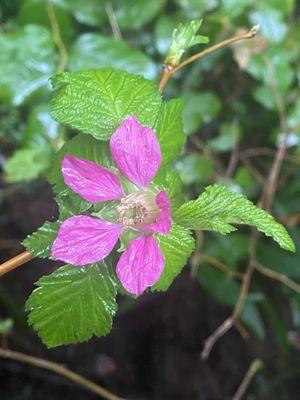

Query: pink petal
[
  {"left": 51, "top": 215, "right": 123, "bottom": 266},
  {"left": 141, "top": 191, "right": 171, "bottom": 234},
  {"left": 62, "top": 154, "right": 124, "bottom": 202},
  {"left": 116, "top": 235, "right": 164, "bottom": 295},
  {"left": 110, "top": 116, "right": 162, "bottom": 189}
]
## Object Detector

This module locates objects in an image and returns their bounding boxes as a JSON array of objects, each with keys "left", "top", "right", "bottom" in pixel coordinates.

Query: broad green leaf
[
  {"left": 154, "top": 99, "right": 186, "bottom": 164},
  {"left": 220, "top": 0, "right": 252, "bottom": 17},
  {"left": 23, "top": 221, "right": 60, "bottom": 258},
  {"left": 112, "top": 0, "right": 165, "bottom": 29},
  {"left": 53, "top": 0, "right": 106, "bottom": 26},
  {"left": 0, "top": 25, "right": 56, "bottom": 105},
  {"left": 0, "top": 318, "right": 14, "bottom": 334},
  {"left": 198, "top": 263, "right": 265, "bottom": 339},
  {"left": 23, "top": 104, "right": 62, "bottom": 149},
  {"left": 50, "top": 69, "right": 162, "bottom": 139},
  {"left": 263, "top": 0, "right": 295, "bottom": 15},
  {"left": 4, "top": 148, "right": 52, "bottom": 182},
  {"left": 182, "top": 91, "right": 221, "bottom": 134},
  {"left": 174, "top": 0, "right": 218, "bottom": 18},
  {"left": 246, "top": 46, "right": 294, "bottom": 96},
  {"left": 208, "top": 122, "right": 240, "bottom": 153},
  {"left": 154, "top": 15, "right": 180, "bottom": 55},
  {"left": 257, "top": 241, "right": 300, "bottom": 280},
  {"left": 166, "top": 19, "right": 209, "bottom": 66},
  {"left": 26, "top": 262, "right": 118, "bottom": 347},
  {"left": 19, "top": 0, "right": 72, "bottom": 41},
  {"left": 175, "top": 154, "right": 214, "bottom": 185},
  {"left": 55, "top": 192, "right": 92, "bottom": 220},
  {"left": 174, "top": 184, "right": 295, "bottom": 252},
  {"left": 249, "top": 5, "right": 288, "bottom": 43},
  {"left": 48, "top": 133, "right": 112, "bottom": 193},
  {"left": 152, "top": 168, "right": 185, "bottom": 212},
  {"left": 152, "top": 224, "right": 195, "bottom": 291},
  {"left": 252, "top": 85, "right": 278, "bottom": 110},
  {"left": 69, "top": 33, "right": 157, "bottom": 80}
]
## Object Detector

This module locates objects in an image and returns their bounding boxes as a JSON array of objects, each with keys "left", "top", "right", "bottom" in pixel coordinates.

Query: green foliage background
[{"left": 1, "top": 0, "right": 300, "bottom": 399}]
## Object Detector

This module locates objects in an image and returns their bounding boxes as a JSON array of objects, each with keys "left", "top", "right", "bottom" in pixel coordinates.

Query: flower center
[{"left": 117, "top": 190, "right": 159, "bottom": 229}]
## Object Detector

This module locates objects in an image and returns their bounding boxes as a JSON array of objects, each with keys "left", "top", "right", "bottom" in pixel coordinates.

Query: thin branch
[
  {"left": 234, "top": 321, "right": 250, "bottom": 342},
  {"left": 276, "top": 213, "right": 300, "bottom": 226},
  {"left": 158, "top": 25, "right": 260, "bottom": 92},
  {"left": 0, "top": 251, "right": 34, "bottom": 277},
  {"left": 190, "top": 230, "right": 204, "bottom": 277},
  {"left": 105, "top": 3, "right": 122, "bottom": 40},
  {"left": 201, "top": 236, "right": 257, "bottom": 360},
  {"left": 239, "top": 154, "right": 265, "bottom": 183},
  {"left": 0, "top": 347, "right": 125, "bottom": 400},
  {"left": 253, "top": 261, "right": 300, "bottom": 294},
  {"left": 225, "top": 119, "right": 240, "bottom": 178},
  {"left": 46, "top": 0, "right": 68, "bottom": 72},
  {"left": 260, "top": 55, "right": 289, "bottom": 211},
  {"left": 173, "top": 25, "right": 260, "bottom": 74},
  {"left": 232, "top": 358, "right": 263, "bottom": 400},
  {"left": 200, "top": 254, "right": 243, "bottom": 279}
]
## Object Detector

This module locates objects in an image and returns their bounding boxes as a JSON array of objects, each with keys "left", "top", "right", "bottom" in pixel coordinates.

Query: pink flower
[{"left": 51, "top": 116, "right": 171, "bottom": 295}]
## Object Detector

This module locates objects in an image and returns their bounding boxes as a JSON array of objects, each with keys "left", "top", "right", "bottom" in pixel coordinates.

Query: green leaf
[
  {"left": 154, "top": 99, "right": 186, "bottom": 164},
  {"left": 50, "top": 69, "right": 162, "bottom": 139},
  {"left": 154, "top": 15, "right": 180, "bottom": 55},
  {"left": 48, "top": 133, "right": 112, "bottom": 193},
  {"left": 26, "top": 262, "right": 118, "bottom": 347},
  {"left": 0, "top": 318, "right": 14, "bottom": 334},
  {"left": 175, "top": 154, "right": 214, "bottom": 185},
  {"left": 174, "top": 0, "right": 218, "bottom": 18},
  {"left": 174, "top": 184, "right": 295, "bottom": 252},
  {"left": 208, "top": 122, "right": 240, "bottom": 153},
  {"left": 4, "top": 148, "right": 52, "bottom": 183},
  {"left": 19, "top": 0, "right": 72, "bottom": 41},
  {"left": 152, "top": 224, "right": 195, "bottom": 291},
  {"left": 54, "top": 0, "right": 106, "bottom": 26},
  {"left": 246, "top": 46, "right": 293, "bottom": 91},
  {"left": 0, "top": 25, "right": 56, "bottom": 105},
  {"left": 55, "top": 192, "right": 92, "bottom": 220},
  {"left": 166, "top": 19, "right": 209, "bottom": 66},
  {"left": 69, "top": 33, "right": 157, "bottom": 80},
  {"left": 23, "top": 221, "right": 60, "bottom": 258},
  {"left": 221, "top": 0, "right": 252, "bottom": 17},
  {"left": 249, "top": 5, "right": 288, "bottom": 43},
  {"left": 23, "top": 104, "right": 62, "bottom": 149},
  {"left": 182, "top": 91, "right": 221, "bottom": 134},
  {"left": 112, "top": 0, "right": 165, "bottom": 29}
]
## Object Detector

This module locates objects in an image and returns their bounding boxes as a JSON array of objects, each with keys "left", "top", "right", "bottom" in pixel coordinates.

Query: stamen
[{"left": 117, "top": 190, "right": 159, "bottom": 229}]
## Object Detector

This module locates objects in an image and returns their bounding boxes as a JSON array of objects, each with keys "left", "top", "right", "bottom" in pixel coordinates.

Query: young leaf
[
  {"left": 165, "top": 19, "right": 209, "bottom": 66},
  {"left": 152, "top": 224, "right": 195, "bottom": 291},
  {"left": 4, "top": 148, "right": 52, "bottom": 182},
  {"left": 154, "top": 99, "right": 186, "bottom": 164},
  {"left": 50, "top": 68, "right": 162, "bottom": 140},
  {"left": 174, "top": 184, "right": 295, "bottom": 252},
  {"left": 69, "top": 33, "right": 157, "bottom": 80},
  {"left": 23, "top": 221, "right": 60, "bottom": 258},
  {"left": 26, "top": 262, "right": 118, "bottom": 347}
]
